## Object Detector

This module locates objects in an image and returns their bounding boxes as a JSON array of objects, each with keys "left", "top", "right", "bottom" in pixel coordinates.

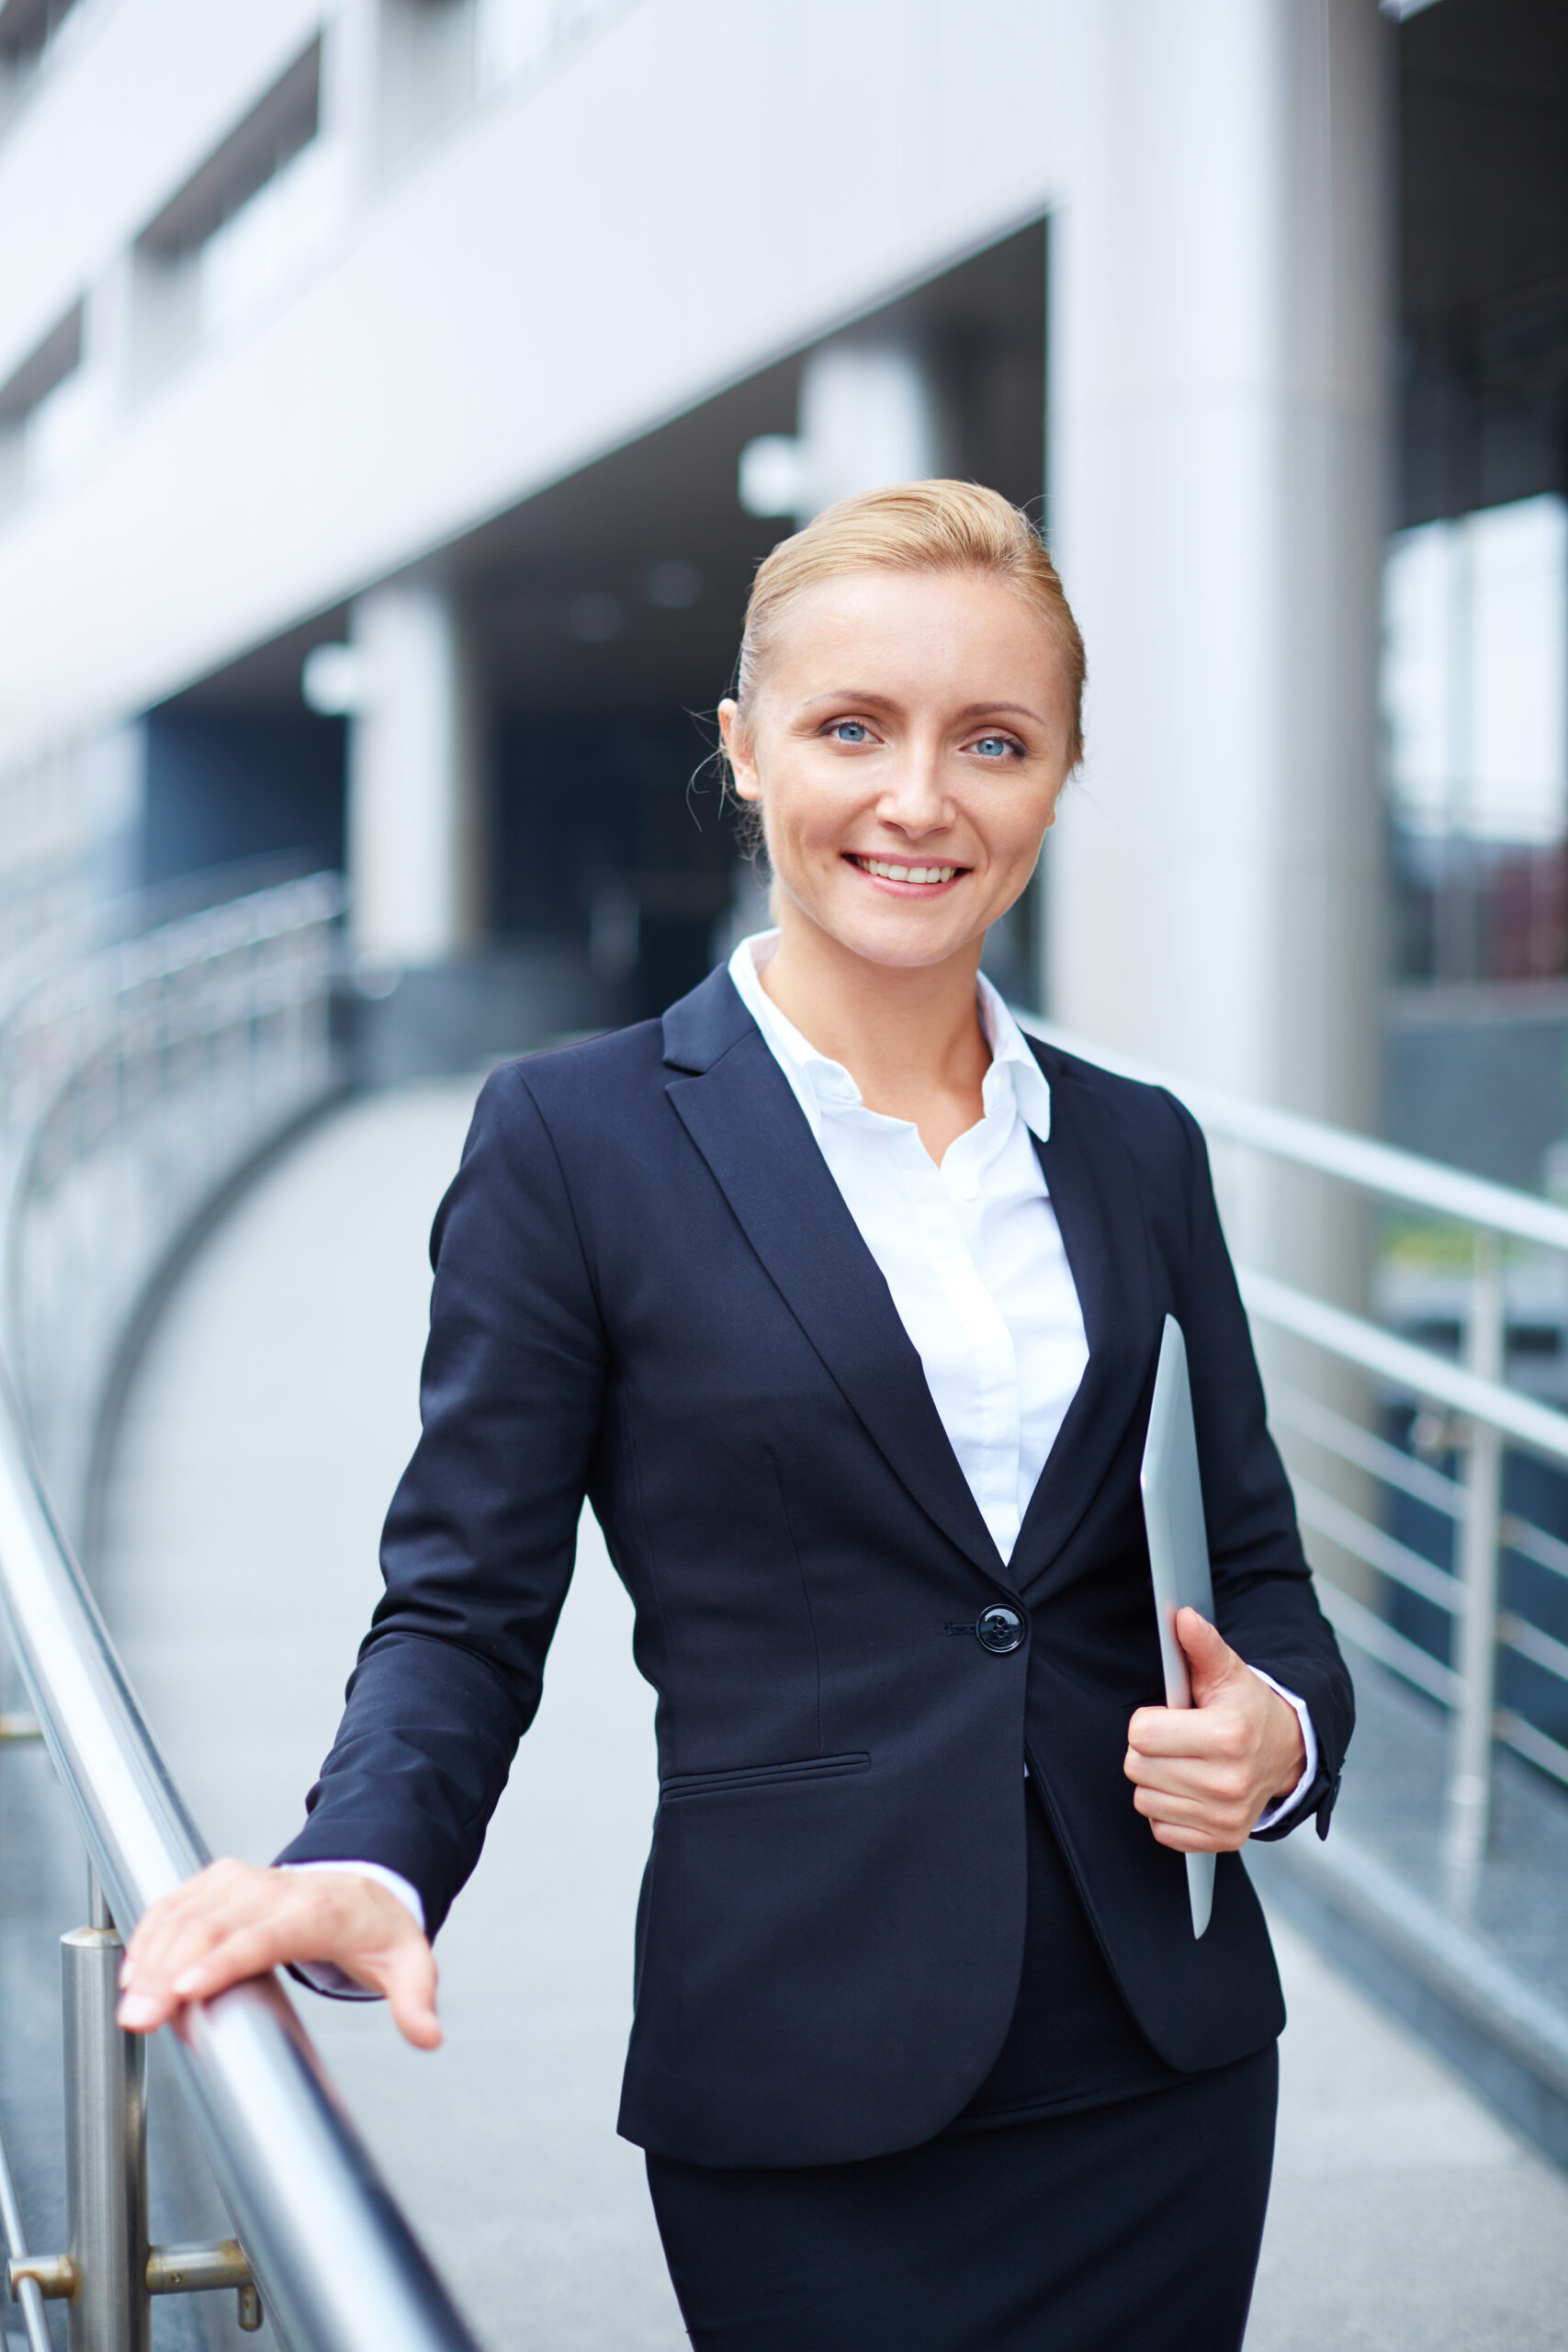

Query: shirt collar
[{"left": 727, "top": 930, "right": 1052, "bottom": 1144}]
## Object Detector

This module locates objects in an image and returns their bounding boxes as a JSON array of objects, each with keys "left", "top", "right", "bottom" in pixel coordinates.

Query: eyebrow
[{"left": 800, "top": 693, "right": 1045, "bottom": 725}]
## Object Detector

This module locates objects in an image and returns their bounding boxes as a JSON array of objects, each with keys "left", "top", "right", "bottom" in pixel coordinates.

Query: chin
[{"left": 824, "top": 903, "right": 976, "bottom": 971}]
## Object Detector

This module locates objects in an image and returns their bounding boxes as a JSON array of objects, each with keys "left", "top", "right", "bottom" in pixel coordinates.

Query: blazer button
[{"left": 976, "top": 1605, "right": 1025, "bottom": 1655}]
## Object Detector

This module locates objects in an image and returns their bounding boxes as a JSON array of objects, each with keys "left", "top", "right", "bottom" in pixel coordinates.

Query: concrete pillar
[
  {"left": 1045, "top": 1, "right": 1389, "bottom": 1595},
  {"left": 318, "top": 0, "right": 382, "bottom": 203},
  {"left": 344, "top": 579, "right": 484, "bottom": 967},
  {"left": 1045, "top": 0, "right": 1388, "bottom": 1174}
]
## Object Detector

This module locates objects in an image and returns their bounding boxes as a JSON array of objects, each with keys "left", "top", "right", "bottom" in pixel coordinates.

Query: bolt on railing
[{"left": 7, "top": 1871, "right": 263, "bottom": 2346}]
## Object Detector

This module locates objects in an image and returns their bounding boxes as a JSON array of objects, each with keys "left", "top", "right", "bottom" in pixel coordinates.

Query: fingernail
[
  {"left": 118, "top": 1961, "right": 134, "bottom": 1988},
  {"left": 171, "top": 1971, "right": 202, "bottom": 1996},
  {"left": 117, "top": 1994, "right": 154, "bottom": 2027}
]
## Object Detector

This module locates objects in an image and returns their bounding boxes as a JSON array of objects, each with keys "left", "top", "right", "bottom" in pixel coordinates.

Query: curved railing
[
  {"left": 0, "top": 873, "right": 481, "bottom": 2352},
  {"left": 0, "top": 867, "right": 345, "bottom": 1538},
  {"left": 1025, "top": 1018, "right": 1568, "bottom": 1905}
]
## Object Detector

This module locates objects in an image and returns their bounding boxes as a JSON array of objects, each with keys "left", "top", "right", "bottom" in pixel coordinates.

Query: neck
[{"left": 757, "top": 901, "right": 991, "bottom": 1153}]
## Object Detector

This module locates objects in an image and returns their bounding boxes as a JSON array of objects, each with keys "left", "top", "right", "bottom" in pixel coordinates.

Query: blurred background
[
  {"left": 3, "top": 5, "right": 1568, "bottom": 2349},
  {"left": 0, "top": 0, "right": 1562, "bottom": 1143}
]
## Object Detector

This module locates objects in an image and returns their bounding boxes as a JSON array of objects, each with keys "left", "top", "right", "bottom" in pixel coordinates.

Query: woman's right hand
[{"left": 116, "top": 1860, "right": 442, "bottom": 2049}]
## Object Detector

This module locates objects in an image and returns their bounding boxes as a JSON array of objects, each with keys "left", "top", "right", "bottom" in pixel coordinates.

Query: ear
[{"left": 718, "top": 698, "right": 761, "bottom": 802}]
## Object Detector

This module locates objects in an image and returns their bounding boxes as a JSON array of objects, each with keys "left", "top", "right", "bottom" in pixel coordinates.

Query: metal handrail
[
  {"left": 1021, "top": 1015, "right": 1568, "bottom": 1905},
  {"left": 0, "top": 873, "right": 483, "bottom": 2350},
  {"left": 0, "top": 1394, "right": 481, "bottom": 2352},
  {"left": 1, "top": 867, "right": 344, "bottom": 1533},
  {"left": 1026, "top": 1020, "right": 1568, "bottom": 1252},
  {"left": 1237, "top": 1270, "right": 1568, "bottom": 1467}
]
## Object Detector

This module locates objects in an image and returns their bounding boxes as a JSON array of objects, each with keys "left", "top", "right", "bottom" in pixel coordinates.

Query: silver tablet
[{"left": 1138, "top": 1315, "right": 1215, "bottom": 1939}]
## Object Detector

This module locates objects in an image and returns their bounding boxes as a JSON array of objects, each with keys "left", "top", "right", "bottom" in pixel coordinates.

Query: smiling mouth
[{"left": 845, "top": 854, "right": 967, "bottom": 887}]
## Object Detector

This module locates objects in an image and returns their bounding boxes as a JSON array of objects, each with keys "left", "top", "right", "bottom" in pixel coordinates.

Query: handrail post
[
  {"left": 61, "top": 1901, "right": 150, "bottom": 2352},
  {"left": 1444, "top": 1228, "right": 1505, "bottom": 1908}
]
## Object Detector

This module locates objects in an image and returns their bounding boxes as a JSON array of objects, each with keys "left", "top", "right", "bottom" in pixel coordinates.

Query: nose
[{"left": 874, "top": 745, "right": 951, "bottom": 838}]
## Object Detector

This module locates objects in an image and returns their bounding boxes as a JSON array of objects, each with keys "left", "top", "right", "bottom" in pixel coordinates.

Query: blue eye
[
  {"left": 829, "top": 720, "right": 871, "bottom": 743},
  {"left": 972, "top": 735, "right": 1018, "bottom": 760}
]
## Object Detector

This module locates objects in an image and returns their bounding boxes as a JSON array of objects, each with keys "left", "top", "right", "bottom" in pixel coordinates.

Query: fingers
[
  {"left": 120, "top": 1885, "right": 286, "bottom": 2030},
  {"left": 377, "top": 1939, "right": 444, "bottom": 2051},
  {"left": 1130, "top": 1780, "right": 1255, "bottom": 1849},
  {"left": 1126, "top": 1702, "right": 1255, "bottom": 1762},
  {"left": 119, "top": 1860, "right": 262, "bottom": 2030},
  {"left": 1124, "top": 1734, "right": 1253, "bottom": 1795},
  {"left": 1173, "top": 1607, "right": 1234, "bottom": 1668},
  {"left": 1125, "top": 1723, "right": 1258, "bottom": 1835},
  {"left": 1146, "top": 1815, "right": 1247, "bottom": 1854},
  {"left": 1125, "top": 1761, "right": 1250, "bottom": 1817},
  {"left": 1176, "top": 1609, "right": 1252, "bottom": 1713},
  {"left": 116, "top": 1863, "right": 440, "bottom": 2047}
]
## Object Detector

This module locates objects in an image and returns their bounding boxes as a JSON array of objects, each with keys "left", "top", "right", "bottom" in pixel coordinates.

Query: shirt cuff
[
  {"left": 1247, "top": 1672, "right": 1319, "bottom": 1835},
  {"left": 278, "top": 1861, "right": 425, "bottom": 2000}
]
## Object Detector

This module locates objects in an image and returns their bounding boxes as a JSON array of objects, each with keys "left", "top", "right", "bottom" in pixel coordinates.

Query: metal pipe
[
  {"left": 1444, "top": 1232, "right": 1506, "bottom": 1905},
  {"left": 0, "top": 1390, "right": 480, "bottom": 2352},
  {"left": 147, "top": 2238, "right": 251, "bottom": 2295},
  {"left": 148, "top": 2234, "right": 264, "bottom": 2321},
  {"left": 1236, "top": 1269, "right": 1568, "bottom": 1469},
  {"left": 0, "top": 2108, "right": 62, "bottom": 2352},
  {"left": 146, "top": 2229, "right": 263, "bottom": 2324},
  {"left": 62, "top": 1926, "right": 150, "bottom": 2352},
  {"left": 1024, "top": 1017, "right": 1568, "bottom": 1255}
]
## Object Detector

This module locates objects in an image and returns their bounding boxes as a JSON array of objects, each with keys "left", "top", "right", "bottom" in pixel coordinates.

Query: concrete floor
[{"left": 96, "top": 1081, "right": 1568, "bottom": 2352}]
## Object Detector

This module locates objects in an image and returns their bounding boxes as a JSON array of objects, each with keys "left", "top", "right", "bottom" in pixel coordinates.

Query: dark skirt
[
  {"left": 647, "top": 2044, "right": 1278, "bottom": 2352},
  {"left": 645, "top": 1790, "right": 1279, "bottom": 2351}
]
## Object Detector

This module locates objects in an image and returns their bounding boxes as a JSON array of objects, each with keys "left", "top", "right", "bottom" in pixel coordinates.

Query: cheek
[
  {"left": 974, "top": 785, "right": 1057, "bottom": 868},
  {"left": 760, "top": 763, "right": 856, "bottom": 854}
]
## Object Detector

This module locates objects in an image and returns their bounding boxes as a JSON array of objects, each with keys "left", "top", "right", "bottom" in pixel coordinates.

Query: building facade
[{"left": 0, "top": 0, "right": 1561, "bottom": 1176}]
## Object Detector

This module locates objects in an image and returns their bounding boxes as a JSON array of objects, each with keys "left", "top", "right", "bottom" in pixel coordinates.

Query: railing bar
[
  {"left": 1498, "top": 1611, "right": 1568, "bottom": 1687},
  {"left": 1294, "top": 1476, "right": 1465, "bottom": 1614},
  {"left": 1503, "top": 1515, "right": 1568, "bottom": 1587},
  {"left": 1268, "top": 1380, "right": 1468, "bottom": 1518},
  {"left": 1314, "top": 1577, "right": 1463, "bottom": 1704},
  {"left": 0, "top": 1391, "right": 482, "bottom": 2350},
  {"left": 0, "top": 2108, "right": 59, "bottom": 2352},
  {"left": 1022, "top": 1018, "right": 1568, "bottom": 1254},
  {"left": 1495, "top": 1710, "right": 1568, "bottom": 1789},
  {"left": 1237, "top": 1268, "right": 1568, "bottom": 1469}
]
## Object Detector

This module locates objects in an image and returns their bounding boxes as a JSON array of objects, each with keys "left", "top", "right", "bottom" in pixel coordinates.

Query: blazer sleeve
[
  {"left": 1159, "top": 1088, "right": 1356, "bottom": 1839},
  {"left": 276, "top": 1061, "right": 608, "bottom": 1933}
]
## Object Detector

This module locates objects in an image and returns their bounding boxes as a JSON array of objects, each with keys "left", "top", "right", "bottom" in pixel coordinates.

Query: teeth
[{"left": 863, "top": 859, "right": 957, "bottom": 885}]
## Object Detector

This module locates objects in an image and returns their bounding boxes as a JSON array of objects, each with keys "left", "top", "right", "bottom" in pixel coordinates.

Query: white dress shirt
[
  {"left": 295, "top": 933, "right": 1314, "bottom": 1985},
  {"left": 730, "top": 932, "right": 1088, "bottom": 1566},
  {"left": 729, "top": 933, "right": 1314, "bottom": 1833}
]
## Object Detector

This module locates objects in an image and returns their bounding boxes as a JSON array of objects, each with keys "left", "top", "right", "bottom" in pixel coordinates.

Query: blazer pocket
[{"left": 658, "top": 1751, "right": 870, "bottom": 1804}]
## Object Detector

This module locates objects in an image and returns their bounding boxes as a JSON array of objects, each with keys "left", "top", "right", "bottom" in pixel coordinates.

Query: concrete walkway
[{"left": 96, "top": 1083, "right": 1568, "bottom": 2352}]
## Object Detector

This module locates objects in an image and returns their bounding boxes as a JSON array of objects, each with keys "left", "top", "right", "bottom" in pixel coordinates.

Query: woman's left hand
[{"left": 1123, "top": 1609, "right": 1307, "bottom": 1852}]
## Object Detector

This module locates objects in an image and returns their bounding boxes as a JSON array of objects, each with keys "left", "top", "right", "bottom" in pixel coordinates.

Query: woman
[{"left": 119, "top": 482, "right": 1353, "bottom": 2350}]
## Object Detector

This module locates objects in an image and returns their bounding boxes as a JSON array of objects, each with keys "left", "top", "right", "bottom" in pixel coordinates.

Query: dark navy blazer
[{"left": 279, "top": 966, "right": 1354, "bottom": 2169}]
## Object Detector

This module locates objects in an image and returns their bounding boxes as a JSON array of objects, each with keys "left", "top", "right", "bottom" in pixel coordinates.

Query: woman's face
[{"left": 719, "top": 567, "right": 1075, "bottom": 973}]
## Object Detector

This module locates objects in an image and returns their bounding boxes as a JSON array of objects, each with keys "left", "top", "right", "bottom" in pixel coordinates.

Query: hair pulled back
[{"left": 733, "top": 480, "right": 1085, "bottom": 771}]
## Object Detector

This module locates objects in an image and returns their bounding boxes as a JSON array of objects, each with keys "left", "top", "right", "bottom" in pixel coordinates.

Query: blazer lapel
[
  {"left": 662, "top": 977, "right": 1007, "bottom": 1587},
  {"left": 1010, "top": 1061, "right": 1160, "bottom": 1590}
]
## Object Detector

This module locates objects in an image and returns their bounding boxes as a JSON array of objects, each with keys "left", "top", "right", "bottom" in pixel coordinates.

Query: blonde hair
[{"left": 733, "top": 480, "right": 1085, "bottom": 769}]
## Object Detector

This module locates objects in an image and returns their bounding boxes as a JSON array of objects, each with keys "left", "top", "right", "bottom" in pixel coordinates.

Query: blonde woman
[{"left": 121, "top": 483, "right": 1352, "bottom": 2351}]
